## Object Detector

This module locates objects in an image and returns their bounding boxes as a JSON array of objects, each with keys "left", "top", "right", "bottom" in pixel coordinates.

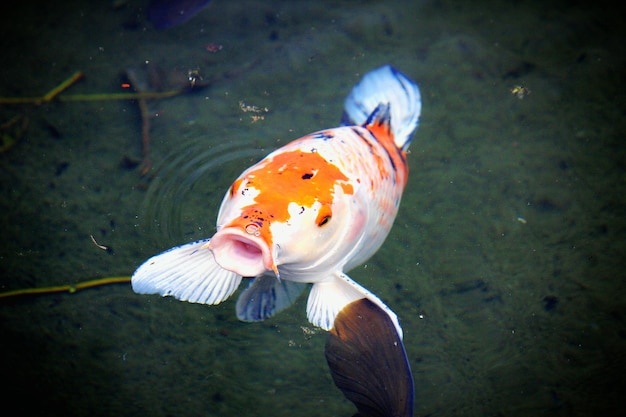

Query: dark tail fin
[{"left": 325, "top": 298, "right": 414, "bottom": 417}]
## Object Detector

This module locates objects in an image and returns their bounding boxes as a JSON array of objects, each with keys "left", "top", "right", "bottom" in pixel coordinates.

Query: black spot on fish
[
  {"left": 351, "top": 126, "right": 371, "bottom": 145},
  {"left": 302, "top": 173, "right": 313, "bottom": 179},
  {"left": 311, "top": 131, "right": 334, "bottom": 140},
  {"left": 317, "top": 215, "right": 331, "bottom": 226}
]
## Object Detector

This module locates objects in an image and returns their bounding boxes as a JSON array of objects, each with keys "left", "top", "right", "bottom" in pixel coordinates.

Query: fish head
[{"left": 209, "top": 148, "right": 359, "bottom": 279}]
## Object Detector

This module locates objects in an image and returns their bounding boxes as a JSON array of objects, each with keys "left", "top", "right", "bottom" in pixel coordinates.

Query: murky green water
[{"left": 1, "top": 1, "right": 624, "bottom": 416}]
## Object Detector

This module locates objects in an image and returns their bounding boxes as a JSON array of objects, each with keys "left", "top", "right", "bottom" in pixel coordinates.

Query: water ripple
[{"left": 140, "top": 138, "right": 267, "bottom": 243}]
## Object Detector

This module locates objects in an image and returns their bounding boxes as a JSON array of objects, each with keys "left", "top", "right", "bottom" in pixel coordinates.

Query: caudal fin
[
  {"left": 341, "top": 65, "right": 421, "bottom": 151},
  {"left": 325, "top": 298, "right": 414, "bottom": 417}
]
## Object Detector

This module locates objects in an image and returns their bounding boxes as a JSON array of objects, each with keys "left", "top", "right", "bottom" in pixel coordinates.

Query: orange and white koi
[{"left": 132, "top": 65, "right": 421, "bottom": 338}]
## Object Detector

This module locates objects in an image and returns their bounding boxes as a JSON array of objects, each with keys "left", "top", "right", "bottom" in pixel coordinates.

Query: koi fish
[{"left": 132, "top": 65, "right": 421, "bottom": 337}]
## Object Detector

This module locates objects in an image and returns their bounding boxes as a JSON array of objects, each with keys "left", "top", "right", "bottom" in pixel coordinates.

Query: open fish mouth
[{"left": 208, "top": 227, "right": 276, "bottom": 277}]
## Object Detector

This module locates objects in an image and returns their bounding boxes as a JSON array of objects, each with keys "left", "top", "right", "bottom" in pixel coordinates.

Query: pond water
[{"left": 0, "top": 1, "right": 623, "bottom": 416}]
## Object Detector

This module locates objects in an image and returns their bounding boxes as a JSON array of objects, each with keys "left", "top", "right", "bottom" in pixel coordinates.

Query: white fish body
[{"left": 132, "top": 65, "right": 421, "bottom": 338}]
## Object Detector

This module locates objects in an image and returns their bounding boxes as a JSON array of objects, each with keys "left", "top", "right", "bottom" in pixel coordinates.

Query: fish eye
[
  {"left": 316, "top": 205, "right": 333, "bottom": 227},
  {"left": 229, "top": 178, "right": 244, "bottom": 197},
  {"left": 317, "top": 215, "right": 331, "bottom": 227}
]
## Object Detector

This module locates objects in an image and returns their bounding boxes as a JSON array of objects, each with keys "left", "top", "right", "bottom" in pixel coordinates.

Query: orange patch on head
[{"left": 228, "top": 150, "right": 353, "bottom": 242}]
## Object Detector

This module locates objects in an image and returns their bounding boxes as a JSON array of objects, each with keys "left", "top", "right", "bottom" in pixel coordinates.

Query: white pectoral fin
[
  {"left": 307, "top": 272, "right": 403, "bottom": 339},
  {"left": 236, "top": 274, "right": 307, "bottom": 322},
  {"left": 132, "top": 239, "right": 242, "bottom": 305}
]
